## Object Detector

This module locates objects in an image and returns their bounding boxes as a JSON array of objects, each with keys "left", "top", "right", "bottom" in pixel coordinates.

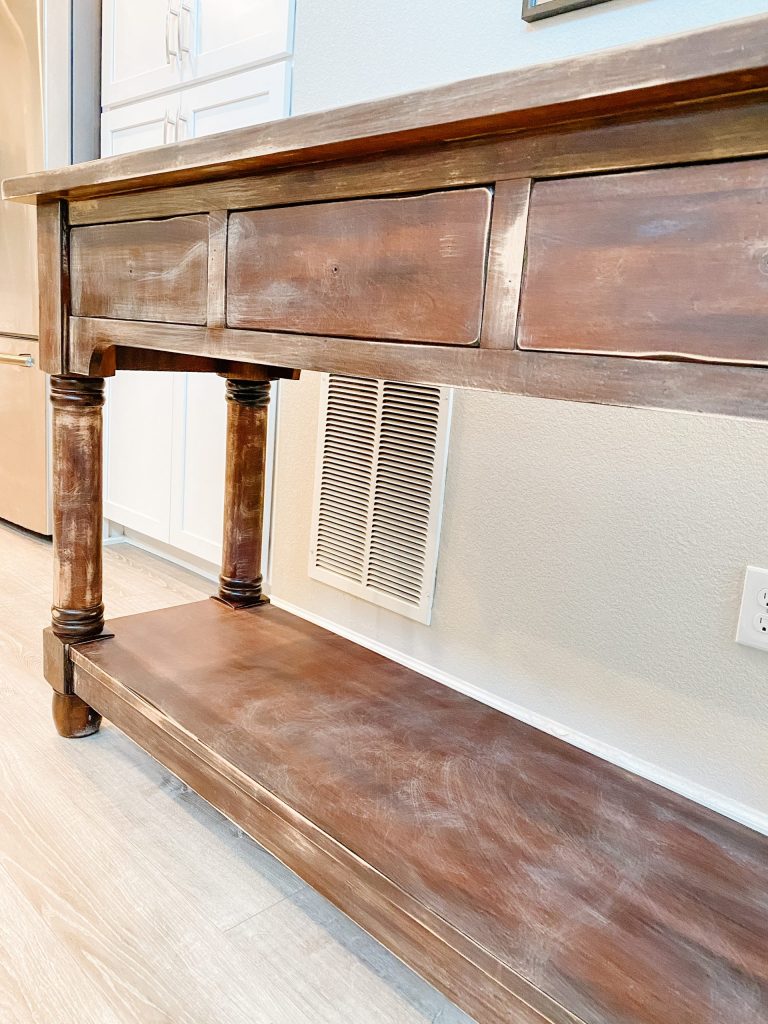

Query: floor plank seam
[{"left": 223, "top": 889, "right": 306, "bottom": 933}]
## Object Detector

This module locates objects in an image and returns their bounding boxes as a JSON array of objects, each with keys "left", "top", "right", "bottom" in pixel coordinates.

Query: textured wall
[{"left": 270, "top": 0, "right": 768, "bottom": 827}]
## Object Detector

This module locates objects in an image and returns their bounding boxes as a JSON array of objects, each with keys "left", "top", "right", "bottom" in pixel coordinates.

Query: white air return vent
[{"left": 310, "top": 374, "right": 452, "bottom": 624}]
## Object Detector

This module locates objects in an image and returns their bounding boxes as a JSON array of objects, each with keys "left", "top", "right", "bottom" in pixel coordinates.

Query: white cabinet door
[
  {"left": 101, "top": 92, "right": 180, "bottom": 155},
  {"left": 168, "top": 373, "right": 226, "bottom": 562},
  {"left": 176, "top": 63, "right": 290, "bottom": 141},
  {"left": 167, "top": 372, "right": 279, "bottom": 573},
  {"left": 104, "top": 369, "right": 176, "bottom": 539},
  {"left": 190, "top": 0, "right": 294, "bottom": 82},
  {"left": 102, "top": 0, "right": 293, "bottom": 109},
  {"left": 102, "top": 0, "right": 183, "bottom": 108}
]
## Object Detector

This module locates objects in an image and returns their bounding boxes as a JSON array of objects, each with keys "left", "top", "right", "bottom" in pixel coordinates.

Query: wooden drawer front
[
  {"left": 227, "top": 189, "right": 492, "bottom": 344},
  {"left": 71, "top": 216, "right": 209, "bottom": 325},
  {"left": 518, "top": 160, "right": 768, "bottom": 364}
]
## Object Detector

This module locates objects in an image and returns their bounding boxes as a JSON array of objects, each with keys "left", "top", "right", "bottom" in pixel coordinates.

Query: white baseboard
[
  {"left": 269, "top": 594, "right": 768, "bottom": 838},
  {"left": 109, "top": 528, "right": 219, "bottom": 583}
]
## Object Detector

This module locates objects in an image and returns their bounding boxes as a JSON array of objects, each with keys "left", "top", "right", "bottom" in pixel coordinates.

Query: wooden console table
[{"left": 4, "top": 17, "right": 768, "bottom": 1023}]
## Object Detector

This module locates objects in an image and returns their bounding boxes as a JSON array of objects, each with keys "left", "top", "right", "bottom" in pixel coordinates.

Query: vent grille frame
[{"left": 309, "top": 374, "right": 452, "bottom": 624}]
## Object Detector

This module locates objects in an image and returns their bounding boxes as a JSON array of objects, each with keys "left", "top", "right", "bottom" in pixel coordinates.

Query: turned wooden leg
[
  {"left": 218, "top": 378, "right": 271, "bottom": 607},
  {"left": 48, "top": 376, "right": 105, "bottom": 737}
]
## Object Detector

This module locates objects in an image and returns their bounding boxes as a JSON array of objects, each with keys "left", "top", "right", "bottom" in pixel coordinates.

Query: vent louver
[{"left": 310, "top": 374, "right": 452, "bottom": 624}]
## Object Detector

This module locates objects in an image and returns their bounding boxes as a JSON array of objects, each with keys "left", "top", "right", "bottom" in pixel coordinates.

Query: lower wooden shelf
[{"left": 70, "top": 599, "right": 768, "bottom": 1024}]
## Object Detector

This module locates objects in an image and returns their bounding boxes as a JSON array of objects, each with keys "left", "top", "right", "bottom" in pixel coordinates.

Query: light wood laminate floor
[{"left": 0, "top": 521, "right": 474, "bottom": 1024}]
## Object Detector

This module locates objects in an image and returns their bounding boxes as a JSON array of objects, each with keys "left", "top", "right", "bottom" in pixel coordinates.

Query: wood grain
[
  {"left": 70, "top": 598, "right": 768, "bottom": 1024},
  {"left": 37, "top": 201, "right": 68, "bottom": 374},
  {"left": 72, "top": 97, "right": 768, "bottom": 227},
  {"left": 0, "top": 859, "right": 123, "bottom": 1024},
  {"left": 69, "top": 317, "right": 768, "bottom": 421},
  {"left": 207, "top": 210, "right": 228, "bottom": 328},
  {"left": 480, "top": 178, "right": 531, "bottom": 349},
  {"left": 85, "top": 343, "right": 299, "bottom": 381},
  {"left": 65, "top": 94, "right": 768, "bottom": 228},
  {"left": 519, "top": 159, "right": 768, "bottom": 363},
  {"left": 49, "top": 375, "right": 105, "bottom": 737},
  {"left": 70, "top": 216, "right": 209, "bottom": 324},
  {"left": 70, "top": 604, "right": 570, "bottom": 1024},
  {"left": 77, "top": 661, "right": 509, "bottom": 1024},
  {"left": 219, "top": 379, "right": 271, "bottom": 607},
  {"left": 49, "top": 377, "right": 105, "bottom": 644},
  {"left": 0, "top": 524, "right": 466, "bottom": 1024},
  {"left": 4, "top": 14, "right": 768, "bottom": 201},
  {"left": 227, "top": 190, "right": 491, "bottom": 345},
  {"left": 0, "top": 667, "right": 287, "bottom": 1024}
]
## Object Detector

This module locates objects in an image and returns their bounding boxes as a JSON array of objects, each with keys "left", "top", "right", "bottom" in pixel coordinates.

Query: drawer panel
[
  {"left": 518, "top": 160, "right": 768, "bottom": 364},
  {"left": 71, "top": 216, "right": 209, "bottom": 325},
  {"left": 227, "top": 189, "right": 492, "bottom": 344}
]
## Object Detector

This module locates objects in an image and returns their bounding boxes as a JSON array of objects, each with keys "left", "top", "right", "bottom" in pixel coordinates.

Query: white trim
[
  {"left": 41, "top": 0, "right": 73, "bottom": 168},
  {"left": 111, "top": 529, "right": 218, "bottom": 583},
  {"left": 268, "top": 594, "right": 768, "bottom": 838}
]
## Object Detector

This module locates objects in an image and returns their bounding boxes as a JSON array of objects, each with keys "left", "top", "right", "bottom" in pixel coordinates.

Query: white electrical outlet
[{"left": 736, "top": 566, "right": 768, "bottom": 651}]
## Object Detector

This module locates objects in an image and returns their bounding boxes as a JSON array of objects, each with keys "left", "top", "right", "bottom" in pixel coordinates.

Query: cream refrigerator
[{"left": 0, "top": 0, "right": 50, "bottom": 534}]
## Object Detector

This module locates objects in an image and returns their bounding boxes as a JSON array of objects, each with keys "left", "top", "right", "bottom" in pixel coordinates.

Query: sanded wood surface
[
  {"left": 36, "top": 201, "right": 68, "bottom": 374},
  {"left": 71, "top": 599, "right": 768, "bottom": 1024},
  {"left": 219, "top": 379, "right": 271, "bottom": 606},
  {"left": 480, "top": 178, "right": 531, "bottom": 349},
  {"left": 49, "top": 377, "right": 105, "bottom": 645},
  {"left": 519, "top": 159, "right": 768, "bottom": 364},
  {"left": 4, "top": 14, "right": 768, "bottom": 202},
  {"left": 69, "top": 316, "right": 768, "bottom": 421},
  {"left": 63, "top": 94, "right": 768, "bottom": 228},
  {"left": 227, "top": 190, "right": 491, "bottom": 344},
  {"left": 70, "top": 216, "right": 209, "bottom": 324}
]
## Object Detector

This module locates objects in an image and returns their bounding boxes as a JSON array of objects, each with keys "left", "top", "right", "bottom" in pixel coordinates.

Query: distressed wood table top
[{"left": 3, "top": 14, "right": 768, "bottom": 203}]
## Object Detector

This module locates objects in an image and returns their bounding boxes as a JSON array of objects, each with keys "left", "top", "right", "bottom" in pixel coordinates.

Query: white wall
[{"left": 269, "top": 0, "right": 768, "bottom": 831}]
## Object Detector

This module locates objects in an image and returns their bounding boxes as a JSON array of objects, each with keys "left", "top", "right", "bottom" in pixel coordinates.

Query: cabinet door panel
[
  {"left": 177, "top": 64, "right": 290, "bottom": 142},
  {"left": 167, "top": 373, "right": 278, "bottom": 575},
  {"left": 101, "top": 94, "right": 178, "bottom": 157},
  {"left": 104, "top": 371, "right": 174, "bottom": 540},
  {"left": 191, "top": 0, "right": 294, "bottom": 81},
  {"left": 102, "top": 0, "right": 181, "bottom": 107},
  {"left": 102, "top": 0, "right": 292, "bottom": 106},
  {"left": 169, "top": 374, "right": 226, "bottom": 562}
]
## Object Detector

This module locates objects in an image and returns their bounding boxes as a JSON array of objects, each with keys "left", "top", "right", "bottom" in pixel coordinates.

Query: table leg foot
[{"left": 52, "top": 692, "right": 102, "bottom": 738}]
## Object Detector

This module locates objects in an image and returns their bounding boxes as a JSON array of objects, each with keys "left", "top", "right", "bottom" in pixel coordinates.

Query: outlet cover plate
[{"left": 736, "top": 565, "right": 768, "bottom": 651}]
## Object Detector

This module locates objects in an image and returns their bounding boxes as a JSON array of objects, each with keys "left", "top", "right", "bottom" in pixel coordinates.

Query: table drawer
[
  {"left": 226, "top": 188, "right": 492, "bottom": 345},
  {"left": 71, "top": 215, "right": 209, "bottom": 325},
  {"left": 518, "top": 159, "right": 768, "bottom": 365}
]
